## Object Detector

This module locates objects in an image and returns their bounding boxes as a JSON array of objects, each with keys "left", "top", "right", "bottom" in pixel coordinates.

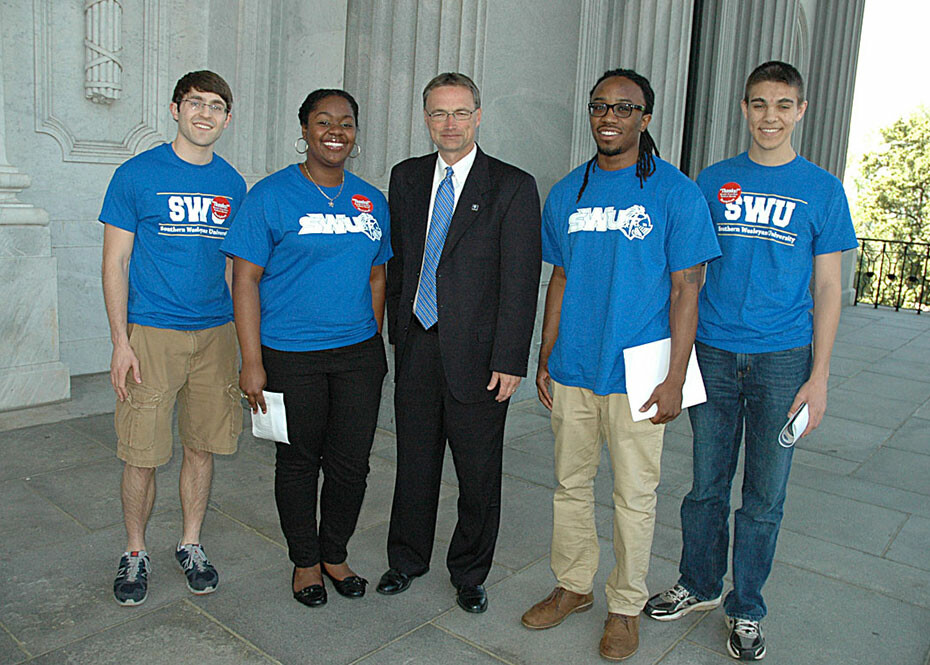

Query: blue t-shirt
[
  {"left": 696, "top": 153, "right": 858, "bottom": 353},
  {"left": 99, "top": 143, "right": 247, "bottom": 330},
  {"left": 543, "top": 158, "right": 721, "bottom": 395},
  {"left": 220, "top": 165, "right": 391, "bottom": 352}
]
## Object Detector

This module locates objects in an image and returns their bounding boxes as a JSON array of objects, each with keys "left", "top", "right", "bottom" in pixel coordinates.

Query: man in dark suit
[{"left": 378, "top": 72, "right": 541, "bottom": 613}]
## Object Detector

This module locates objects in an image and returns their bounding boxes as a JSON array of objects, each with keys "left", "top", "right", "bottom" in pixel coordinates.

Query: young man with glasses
[
  {"left": 100, "top": 70, "right": 246, "bottom": 606},
  {"left": 644, "top": 61, "right": 857, "bottom": 661},
  {"left": 521, "top": 68, "right": 719, "bottom": 661},
  {"left": 380, "top": 72, "right": 541, "bottom": 613}
]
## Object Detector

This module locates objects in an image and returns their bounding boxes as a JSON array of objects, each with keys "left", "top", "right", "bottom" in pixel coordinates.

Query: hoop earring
[
  {"left": 349, "top": 142, "right": 362, "bottom": 159},
  {"left": 295, "top": 137, "right": 309, "bottom": 154}
]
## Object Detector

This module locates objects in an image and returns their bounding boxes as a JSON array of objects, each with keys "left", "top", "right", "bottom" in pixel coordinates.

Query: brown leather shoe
[
  {"left": 521, "top": 586, "right": 594, "bottom": 629},
  {"left": 599, "top": 613, "right": 639, "bottom": 661}
]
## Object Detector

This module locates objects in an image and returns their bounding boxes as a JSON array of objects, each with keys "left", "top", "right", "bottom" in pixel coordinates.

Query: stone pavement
[{"left": 1, "top": 305, "right": 928, "bottom": 665}]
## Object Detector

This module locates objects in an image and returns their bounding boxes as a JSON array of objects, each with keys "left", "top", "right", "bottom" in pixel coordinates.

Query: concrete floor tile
[
  {"left": 0, "top": 373, "right": 113, "bottom": 433},
  {"left": 25, "top": 601, "right": 276, "bottom": 665},
  {"left": 0, "top": 422, "right": 112, "bottom": 482},
  {"left": 61, "top": 413, "right": 118, "bottom": 450},
  {"left": 371, "top": 439, "right": 459, "bottom": 487},
  {"left": 662, "top": 430, "right": 693, "bottom": 456},
  {"left": 437, "top": 550, "right": 702, "bottom": 665},
  {"left": 789, "top": 448, "right": 861, "bottom": 475},
  {"left": 686, "top": 563, "right": 930, "bottom": 665},
  {"left": 658, "top": 640, "right": 735, "bottom": 665},
  {"left": 503, "top": 445, "right": 556, "bottom": 489},
  {"left": 504, "top": 409, "right": 553, "bottom": 441},
  {"left": 884, "top": 417, "right": 930, "bottom": 456},
  {"left": 789, "top": 463, "right": 930, "bottom": 519},
  {"left": 915, "top": 400, "right": 930, "bottom": 420},
  {"left": 885, "top": 515, "right": 930, "bottom": 571},
  {"left": 506, "top": 427, "right": 556, "bottom": 458},
  {"left": 774, "top": 529, "right": 930, "bottom": 610},
  {"left": 839, "top": 371, "right": 930, "bottom": 405},
  {"left": 369, "top": 426, "right": 397, "bottom": 454},
  {"left": 0, "top": 480, "right": 88, "bottom": 558},
  {"left": 826, "top": 388, "right": 917, "bottom": 429},
  {"left": 355, "top": 624, "right": 505, "bottom": 664},
  {"left": 666, "top": 412, "right": 693, "bottom": 437},
  {"left": 0, "top": 629, "right": 28, "bottom": 664},
  {"left": 795, "top": 415, "right": 891, "bottom": 462},
  {"left": 781, "top": 484, "right": 906, "bottom": 555},
  {"left": 868, "top": 358, "right": 930, "bottom": 383},
  {"left": 831, "top": 340, "right": 891, "bottom": 361},
  {"left": 853, "top": 447, "right": 930, "bottom": 495},
  {"left": 25, "top": 456, "right": 184, "bottom": 531},
  {"left": 828, "top": 355, "right": 870, "bottom": 378}
]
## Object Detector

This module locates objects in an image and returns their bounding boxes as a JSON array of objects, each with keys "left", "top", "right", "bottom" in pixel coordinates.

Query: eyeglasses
[
  {"left": 426, "top": 109, "right": 477, "bottom": 122},
  {"left": 180, "top": 98, "right": 228, "bottom": 115},
  {"left": 587, "top": 102, "right": 646, "bottom": 118}
]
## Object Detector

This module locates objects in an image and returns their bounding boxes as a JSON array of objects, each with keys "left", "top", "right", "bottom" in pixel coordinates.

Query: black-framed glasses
[
  {"left": 426, "top": 109, "right": 477, "bottom": 122},
  {"left": 181, "top": 98, "right": 228, "bottom": 115},
  {"left": 587, "top": 102, "right": 645, "bottom": 118}
]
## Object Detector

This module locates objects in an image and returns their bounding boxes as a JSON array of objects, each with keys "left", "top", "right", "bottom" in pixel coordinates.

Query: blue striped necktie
[{"left": 415, "top": 166, "right": 455, "bottom": 329}]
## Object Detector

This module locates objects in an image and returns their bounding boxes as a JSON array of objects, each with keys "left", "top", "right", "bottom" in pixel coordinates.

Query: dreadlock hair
[{"left": 576, "top": 68, "right": 660, "bottom": 202}]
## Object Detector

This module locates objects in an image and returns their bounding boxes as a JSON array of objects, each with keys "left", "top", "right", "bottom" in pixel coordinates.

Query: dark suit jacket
[{"left": 386, "top": 146, "right": 542, "bottom": 403}]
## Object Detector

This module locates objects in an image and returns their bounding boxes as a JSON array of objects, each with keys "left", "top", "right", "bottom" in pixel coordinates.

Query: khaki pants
[{"left": 550, "top": 380, "right": 665, "bottom": 615}]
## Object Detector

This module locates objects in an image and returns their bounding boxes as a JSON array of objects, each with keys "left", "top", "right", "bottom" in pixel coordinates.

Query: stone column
[
  {"left": 0, "top": 40, "right": 70, "bottom": 410},
  {"left": 344, "top": 0, "right": 488, "bottom": 190},
  {"left": 683, "top": 0, "right": 802, "bottom": 175},
  {"left": 569, "top": 0, "right": 695, "bottom": 168},
  {"left": 799, "top": 0, "right": 866, "bottom": 304}
]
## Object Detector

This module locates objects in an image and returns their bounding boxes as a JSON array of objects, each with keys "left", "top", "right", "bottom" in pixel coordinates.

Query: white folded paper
[
  {"left": 778, "top": 403, "right": 809, "bottom": 448},
  {"left": 623, "top": 338, "right": 706, "bottom": 422},
  {"left": 251, "top": 390, "right": 290, "bottom": 444}
]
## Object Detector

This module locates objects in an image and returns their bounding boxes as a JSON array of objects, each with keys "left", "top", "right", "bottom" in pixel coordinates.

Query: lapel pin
[{"left": 471, "top": 203, "right": 480, "bottom": 211}]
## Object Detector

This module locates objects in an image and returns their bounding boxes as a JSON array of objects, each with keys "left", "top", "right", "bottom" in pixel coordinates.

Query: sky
[{"left": 843, "top": 0, "right": 930, "bottom": 197}]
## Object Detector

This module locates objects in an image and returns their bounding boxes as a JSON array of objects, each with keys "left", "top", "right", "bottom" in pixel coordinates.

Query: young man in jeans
[
  {"left": 644, "top": 61, "right": 858, "bottom": 660},
  {"left": 100, "top": 70, "right": 246, "bottom": 605}
]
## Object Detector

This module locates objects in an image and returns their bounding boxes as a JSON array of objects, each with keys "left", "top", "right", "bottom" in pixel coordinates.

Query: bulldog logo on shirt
[{"left": 567, "top": 205, "right": 653, "bottom": 240}]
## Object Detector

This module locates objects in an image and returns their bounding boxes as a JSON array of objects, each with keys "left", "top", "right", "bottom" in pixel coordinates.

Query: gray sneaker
[
  {"left": 175, "top": 541, "right": 218, "bottom": 595},
  {"left": 726, "top": 616, "right": 766, "bottom": 660},
  {"left": 644, "top": 583, "right": 722, "bottom": 621},
  {"left": 114, "top": 551, "right": 150, "bottom": 606}
]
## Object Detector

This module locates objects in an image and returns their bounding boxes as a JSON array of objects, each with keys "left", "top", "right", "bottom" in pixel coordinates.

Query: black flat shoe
[
  {"left": 292, "top": 567, "right": 327, "bottom": 607},
  {"left": 455, "top": 583, "right": 488, "bottom": 613},
  {"left": 322, "top": 566, "right": 368, "bottom": 598},
  {"left": 376, "top": 568, "right": 415, "bottom": 595}
]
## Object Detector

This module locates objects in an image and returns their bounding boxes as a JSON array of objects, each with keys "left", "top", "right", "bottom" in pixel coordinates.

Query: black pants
[
  {"left": 388, "top": 321, "right": 509, "bottom": 586},
  {"left": 263, "top": 335, "right": 387, "bottom": 567}
]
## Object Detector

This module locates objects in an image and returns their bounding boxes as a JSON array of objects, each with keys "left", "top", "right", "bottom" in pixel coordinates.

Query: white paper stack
[
  {"left": 623, "top": 338, "right": 706, "bottom": 422},
  {"left": 251, "top": 390, "right": 290, "bottom": 444}
]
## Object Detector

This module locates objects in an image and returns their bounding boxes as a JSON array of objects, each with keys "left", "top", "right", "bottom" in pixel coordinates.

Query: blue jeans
[{"left": 678, "top": 341, "right": 811, "bottom": 621}]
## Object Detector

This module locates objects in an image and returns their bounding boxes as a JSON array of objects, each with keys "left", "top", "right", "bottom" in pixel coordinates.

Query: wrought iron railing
[{"left": 854, "top": 238, "right": 930, "bottom": 313}]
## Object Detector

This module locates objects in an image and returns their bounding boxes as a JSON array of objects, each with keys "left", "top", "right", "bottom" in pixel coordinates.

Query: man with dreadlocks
[
  {"left": 645, "top": 61, "right": 857, "bottom": 661},
  {"left": 521, "top": 69, "right": 719, "bottom": 660}
]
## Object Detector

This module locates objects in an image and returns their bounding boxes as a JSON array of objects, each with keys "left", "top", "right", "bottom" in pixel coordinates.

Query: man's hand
[
  {"left": 640, "top": 377, "right": 684, "bottom": 424},
  {"left": 788, "top": 375, "right": 827, "bottom": 437},
  {"left": 488, "top": 371, "right": 521, "bottom": 403},
  {"left": 536, "top": 360, "right": 553, "bottom": 411},
  {"left": 110, "top": 343, "right": 141, "bottom": 402},
  {"left": 240, "top": 362, "right": 268, "bottom": 414}
]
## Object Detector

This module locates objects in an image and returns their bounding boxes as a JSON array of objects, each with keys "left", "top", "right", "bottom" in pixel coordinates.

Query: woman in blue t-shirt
[{"left": 221, "top": 89, "right": 391, "bottom": 608}]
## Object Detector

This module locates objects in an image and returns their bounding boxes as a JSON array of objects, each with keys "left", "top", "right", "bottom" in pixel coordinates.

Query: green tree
[{"left": 855, "top": 107, "right": 930, "bottom": 242}]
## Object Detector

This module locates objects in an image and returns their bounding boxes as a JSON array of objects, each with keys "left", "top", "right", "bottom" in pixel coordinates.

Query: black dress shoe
[
  {"left": 322, "top": 567, "right": 368, "bottom": 598},
  {"left": 456, "top": 584, "right": 488, "bottom": 613},
  {"left": 376, "top": 568, "right": 414, "bottom": 595},
  {"left": 292, "top": 567, "right": 327, "bottom": 607}
]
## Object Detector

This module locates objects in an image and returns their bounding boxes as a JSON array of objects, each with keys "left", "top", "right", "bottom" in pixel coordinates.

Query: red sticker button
[
  {"left": 718, "top": 182, "right": 741, "bottom": 204},
  {"left": 211, "top": 196, "right": 231, "bottom": 220},
  {"left": 352, "top": 194, "right": 373, "bottom": 213}
]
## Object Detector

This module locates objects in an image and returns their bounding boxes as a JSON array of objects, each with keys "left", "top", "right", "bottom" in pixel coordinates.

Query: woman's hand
[{"left": 240, "top": 361, "right": 267, "bottom": 414}]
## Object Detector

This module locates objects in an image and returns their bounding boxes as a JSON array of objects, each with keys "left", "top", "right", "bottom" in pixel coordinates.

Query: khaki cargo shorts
[{"left": 115, "top": 322, "right": 243, "bottom": 467}]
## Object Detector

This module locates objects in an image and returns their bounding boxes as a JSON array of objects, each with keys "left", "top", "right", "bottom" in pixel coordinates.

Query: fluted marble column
[
  {"left": 344, "top": 0, "right": 488, "bottom": 190},
  {"left": 0, "top": 39, "right": 70, "bottom": 410},
  {"left": 684, "top": 0, "right": 802, "bottom": 175},
  {"left": 798, "top": 0, "right": 865, "bottom": 179},
  {"left": 569, "top": 0, "right": 695, "bottom": 169}
]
